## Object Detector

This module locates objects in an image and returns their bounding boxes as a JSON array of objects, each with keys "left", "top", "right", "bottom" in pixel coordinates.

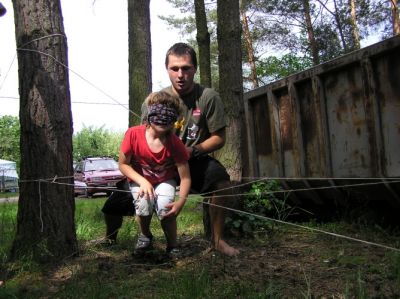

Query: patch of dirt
[{"left": 42, "top": 228, "right": 400, "bottom": 298}]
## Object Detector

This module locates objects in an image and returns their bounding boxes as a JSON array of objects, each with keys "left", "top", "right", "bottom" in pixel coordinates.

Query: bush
[{"left": 226, "top": 180, "right": 294, "bottom": 236}]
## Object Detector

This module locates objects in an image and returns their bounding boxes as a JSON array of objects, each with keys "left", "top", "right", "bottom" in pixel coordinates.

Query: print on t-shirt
[
  {"left": 187, "top": 123, "right": 199, "bottom": 140},
  {"left": 134, "top": 157, "right": 172, "bottom": 181}
]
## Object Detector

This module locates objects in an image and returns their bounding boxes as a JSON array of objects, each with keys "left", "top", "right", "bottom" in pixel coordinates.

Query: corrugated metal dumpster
[{"left": 243, "top": 35, "right": 400, "bottom": 214}]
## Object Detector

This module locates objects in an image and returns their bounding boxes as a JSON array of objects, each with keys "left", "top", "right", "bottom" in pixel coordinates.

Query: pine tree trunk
[
  {"left": 217, "top": 0, "right": 244, "bottom": 183},
  {"left": 241, "top": 9, "right": 259, "bottom": 89},
  {"left": 303, "top": 0, "right": 320, "bottom": 65},
  {"left": 333, "top": 0, "right": 348, "bottom": 51},
  {"left": 392, "top": 0, "right": 400, "bottom": 35},
  {"left": 11, "top": 0, "right": 77, "bottom": 262},
  {"left": 195, "top": 0, "right": 212, "bottom": 87},
  {"left": 128, "top": 0, "right": 152, "bottom": 126},
  {"left": 349, "top": 0, "right": 361, "bottom": 49}
]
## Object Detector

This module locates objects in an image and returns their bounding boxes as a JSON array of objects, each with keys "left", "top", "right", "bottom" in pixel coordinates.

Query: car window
[
  {"left": 84, "top": 159, "right": 118, "bottom": 172},
  {"left": 75, "top": 162, "right": 83, "bottom": 172}
]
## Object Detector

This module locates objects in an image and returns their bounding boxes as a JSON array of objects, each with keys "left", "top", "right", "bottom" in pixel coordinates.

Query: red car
[{"left": 74, "top": 157, "right": 125, "bottom": 197}]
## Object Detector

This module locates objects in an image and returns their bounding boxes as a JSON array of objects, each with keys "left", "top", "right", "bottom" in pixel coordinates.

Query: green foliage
[
  {"left": 226, "top": 180, "right": 293, "bottom": 235},
  {"left": 389, "top": 252, "right": 400, "bottom": 284},
  {"left": 257, "top": 53, "right": 313, "bottom": 83},
  {"left": 72, "top": 125, "right": 123, "bottom": 161},
  {"left": 0, "top": 115, "right": 20, "bottom": 168},
  {"left": 0, "top": 116, "right": 125, "bottom": 172}
]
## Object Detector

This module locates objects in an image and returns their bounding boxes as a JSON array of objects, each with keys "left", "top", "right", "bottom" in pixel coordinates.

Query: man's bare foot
[{"left": 214, "top": 239, "right": 240, "bottom": 256}]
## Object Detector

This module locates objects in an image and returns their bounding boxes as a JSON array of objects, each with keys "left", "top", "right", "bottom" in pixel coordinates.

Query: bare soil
[{"left": 38, "top": 226, "right": 400, "bottom": 298}]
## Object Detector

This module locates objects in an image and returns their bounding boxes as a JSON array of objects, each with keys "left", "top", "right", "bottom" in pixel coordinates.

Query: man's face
[{"left": 166, "top": 54, "right": 196, "bottom": 96}]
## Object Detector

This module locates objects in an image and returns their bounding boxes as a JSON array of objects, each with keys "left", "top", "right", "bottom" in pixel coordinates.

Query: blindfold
[{"left": 147, "top": 103, "right": 178, "bottom": 126}]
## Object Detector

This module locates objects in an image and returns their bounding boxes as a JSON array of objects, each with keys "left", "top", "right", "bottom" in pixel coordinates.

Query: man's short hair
[{"left": 165, "top": 43, "right": 198, "bottom": 69}]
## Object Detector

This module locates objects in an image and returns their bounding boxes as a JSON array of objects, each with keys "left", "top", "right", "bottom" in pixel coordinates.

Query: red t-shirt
[{"left": 120, "top": 125, "right": 189, "bottom": 185}]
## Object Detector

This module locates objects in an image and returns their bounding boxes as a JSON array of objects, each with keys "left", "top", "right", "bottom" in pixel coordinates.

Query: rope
[{"left": 14, "top": 175, "right": 400, "bottom": 253}]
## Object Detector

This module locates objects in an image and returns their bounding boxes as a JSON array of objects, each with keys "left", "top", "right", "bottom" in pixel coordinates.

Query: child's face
[{"left": 150, "top": 122, "right": 174, "bottom": 134}]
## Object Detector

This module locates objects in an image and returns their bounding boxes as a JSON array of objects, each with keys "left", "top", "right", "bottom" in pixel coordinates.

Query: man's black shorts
[
  {"left": 101, "top": 179, "right": 135, "bottom": 216},
  {"left": 188, "top": 155, "right": 230, "bottom": 194}
]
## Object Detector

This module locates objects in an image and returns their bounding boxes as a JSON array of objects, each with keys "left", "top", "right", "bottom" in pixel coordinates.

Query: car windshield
[{"left": 84, "top": 159, "right": 118, "bottom": 172}]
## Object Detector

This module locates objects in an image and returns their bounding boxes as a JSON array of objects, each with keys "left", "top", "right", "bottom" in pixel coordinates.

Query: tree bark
[
  {"left": 241, "top": 9, "right": 259, "bottom": 89},
  {"left": 195, "top": 0, "right": 212, "bottom": 87},
  {"left": 128, "top": 0, "right": 152, "bottom": 126},
  {"left": 11, "top": 0, "right": 77, "bottom": 262},
  {"left": 349, "top": 0, "right": 361, "bottom": 49},
  {"left": 303, "top": 0, "right": 320, "bottom": 65},
  {"left": 217, "top": 0, "right": 244, "bottom": 183},
  {"left": 333, "top": 0, "right": 348, "bottom": 51},
  {"left": 391, "top": 0, "right": 400, "bottom": 35}
]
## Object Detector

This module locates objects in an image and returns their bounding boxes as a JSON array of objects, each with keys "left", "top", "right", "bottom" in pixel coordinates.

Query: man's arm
[{"left": 189, "top": 127, "right": 225, "bottom": 156}]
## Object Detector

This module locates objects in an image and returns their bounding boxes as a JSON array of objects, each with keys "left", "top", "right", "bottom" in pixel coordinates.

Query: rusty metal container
[{"left": 243, "top": 35, "right": 400, "bottom": 212}]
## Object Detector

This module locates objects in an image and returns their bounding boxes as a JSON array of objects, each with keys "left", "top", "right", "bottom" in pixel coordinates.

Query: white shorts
[{"left": 131, "top": 179, "right": 176, "bottom": 220}]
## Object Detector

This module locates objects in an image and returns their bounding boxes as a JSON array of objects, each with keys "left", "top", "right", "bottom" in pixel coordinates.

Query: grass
[
  {"left": 0, "top": 192, "right": 18, "bottom": 199},
  {"left": 1, "top": 195, "right": 400, "bottom": 298}
]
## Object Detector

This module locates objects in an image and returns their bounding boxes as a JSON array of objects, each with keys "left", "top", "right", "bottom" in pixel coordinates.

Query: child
[{"left": 118, "top": 91, "right": 191, "bottom": 256}]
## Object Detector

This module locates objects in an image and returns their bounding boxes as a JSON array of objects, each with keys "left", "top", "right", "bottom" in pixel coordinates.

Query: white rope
[
  {"left": 38, "top": 180, "right": 44, "bottom": 233},
  {"left": 27, "top": 177, "right": 400, "bottom": 252},
  {"left": 200, "top": 199, "right": 400, "bottom": 252}
]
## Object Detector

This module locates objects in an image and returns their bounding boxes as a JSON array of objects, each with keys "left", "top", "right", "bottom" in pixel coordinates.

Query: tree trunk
[
  {"left": 303, "top": 0, "right": 320, "bottom": 65},
  {"left": 195, "top": 0, "right": 212, "bottom": 87},
  {"left": 11, "top": 0, "right": 77, "bottom": 262},
  {"left": 333, "top": 0, "right": 348, "bottom": 51},
  {"left": 392, "top": 0, "right": 400, "bottom": 35},
  {"left": 128, "top": 0, "right": 152, "bottom": 126},
  {"left": 349, "top": 0, "right": 361, "bottom": 49},
  {"left": 217, "top": 0, "right": 244, "bottom": 183},
  {"left": 241, "top": 9, "right": 259, "bottom": 89}
]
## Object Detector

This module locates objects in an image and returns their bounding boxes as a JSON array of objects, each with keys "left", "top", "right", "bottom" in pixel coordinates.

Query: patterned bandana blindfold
[{"left": 147, "top": 103, "right": 178, "bottom": 126}]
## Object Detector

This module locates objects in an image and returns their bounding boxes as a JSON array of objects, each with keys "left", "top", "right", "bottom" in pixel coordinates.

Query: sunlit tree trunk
[
  {"left": 128, "top": 0, "right": 152, "bottom": 126},
  {"left": 303, "top": 0, "right": 320, "bottom": 65},
  {"left": 11, "top": 0, "right": 77, "bottom": 262},
  {"left": 241, "top": 8, "right": 259, "bottom": 89},
  {"left": 195, "top": 0, "right": 212, "bottom": 87},
  {"left": 391, "top": 0, "right": 400, "bottom": 35},
  {"left": 349, "top": 0, "right": 361, "bottom": 49}
]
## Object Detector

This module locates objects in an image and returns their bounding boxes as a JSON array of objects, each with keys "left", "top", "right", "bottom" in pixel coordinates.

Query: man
[
  {"left": 103, "top": 43, "right": 239, "bottom": 256},
  {"left": 155, "top": 42, "right": 239, "bottom": 256}
]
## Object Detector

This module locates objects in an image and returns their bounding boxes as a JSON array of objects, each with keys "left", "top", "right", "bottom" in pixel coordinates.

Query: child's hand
[
  {"left": 163, "top": 200, "right": 184, "bottom": 218},
  {"left": 138, "top": 180, "right": 154, "bottom": 200}
]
